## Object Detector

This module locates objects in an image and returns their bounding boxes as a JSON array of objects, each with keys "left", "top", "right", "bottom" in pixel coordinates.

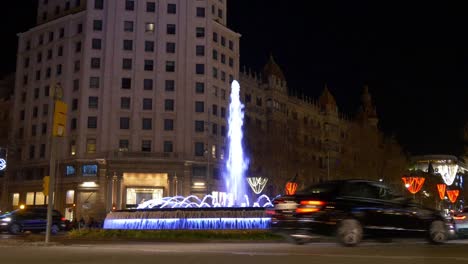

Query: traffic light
[
  {"left": 42, "top": 176, "right": 50, "bottom": 196},
  {"left": 52, "top": 100, "right": 67, "bottom": 137}
]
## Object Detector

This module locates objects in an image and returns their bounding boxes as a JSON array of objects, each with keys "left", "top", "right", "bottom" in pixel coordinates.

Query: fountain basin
[{"left": 103, "top": 208, "right": 271, "bottom": 230}]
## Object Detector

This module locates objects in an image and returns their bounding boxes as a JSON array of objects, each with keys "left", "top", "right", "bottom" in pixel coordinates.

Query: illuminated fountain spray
[
  {"left": 225, "top": 80, "right": 249, "bottom": 206},
  {"left": 103, "top": 80, "right": 272, "bottom": 230}
]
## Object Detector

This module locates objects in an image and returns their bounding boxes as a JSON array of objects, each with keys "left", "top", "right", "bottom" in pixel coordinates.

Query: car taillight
[
  {"left": 296, "top": 200, "right": 325, "bottom": 214},
  {"left": 61, "top": 217, "right": 66, "bottom": 221},
  {"left": 454, "top": 215, "right": 466, "bottom": 220}
]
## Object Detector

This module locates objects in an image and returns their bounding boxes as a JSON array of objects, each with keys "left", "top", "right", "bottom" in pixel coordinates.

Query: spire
[
  {"left": 319, "top": 84, "right": 338, "bottom": 114},
  {"left": 358, "top": 85, "right": 378, "bottom": 126},
  {"left": 262, "top": 54, "right": 286, "bottom": 82}
]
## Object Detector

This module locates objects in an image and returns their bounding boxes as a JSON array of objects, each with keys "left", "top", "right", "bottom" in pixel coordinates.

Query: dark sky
[{"left": 0, "top": 1, "right": 466, "bottom": 157}]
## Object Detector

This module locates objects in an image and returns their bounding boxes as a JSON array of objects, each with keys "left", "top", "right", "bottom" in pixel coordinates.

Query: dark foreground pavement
[{"left": 1, "top": 237, "right": 468, "bottom": 264}]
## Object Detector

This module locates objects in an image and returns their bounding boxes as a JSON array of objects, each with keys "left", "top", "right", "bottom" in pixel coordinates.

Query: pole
[
  {"left": 327, "top": 149, "right": 330, "bottom": 181},
  {"left": 45, "top": 113, "right": 56, "bottom": 244}
]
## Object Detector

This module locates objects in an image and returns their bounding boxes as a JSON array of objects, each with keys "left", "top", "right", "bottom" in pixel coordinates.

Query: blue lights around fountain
[{"left": 103, "top": 80, "right": 272, "bottom": 230}]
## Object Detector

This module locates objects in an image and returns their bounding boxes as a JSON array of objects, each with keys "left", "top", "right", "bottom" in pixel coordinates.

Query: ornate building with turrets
[{"left": 239, "top": 56, "right": 408, "bottom": 194}]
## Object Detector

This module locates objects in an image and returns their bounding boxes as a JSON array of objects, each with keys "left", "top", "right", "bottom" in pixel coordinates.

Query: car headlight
[{"left": 1, "top": 217, "right": 11, "bottom": 222}]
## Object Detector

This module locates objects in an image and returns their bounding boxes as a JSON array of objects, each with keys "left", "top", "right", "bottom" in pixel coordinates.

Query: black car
[
  {"left": 268, "top": 179, "right": 455, "bottom": 246},
  {"left": 0, "top": 207, "right": 67, "bottom": 234}
]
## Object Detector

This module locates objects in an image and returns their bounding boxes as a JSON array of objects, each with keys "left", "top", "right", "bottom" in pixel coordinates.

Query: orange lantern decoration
[
  {"left": 401, "top": 176, "right": 425, "bottom": 194},
  {"left": 285, "top": 182, "right": 298, "bottom": 195},
  {"left": 446, "top": 190, "right": 459, "bottom": 204},
  {"left": 436, "top": 184, "right": 446, "bottom": 200}
]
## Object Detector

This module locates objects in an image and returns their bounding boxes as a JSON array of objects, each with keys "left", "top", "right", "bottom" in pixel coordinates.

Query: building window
[
  {"left": 56, "top": 64, "right": 62, "bottom": 75},
  {"left": 221, "top": 36, "right": 226, "bottom": 46},
  {"left": 37, "top": 52, "right": 42, "bottom": 63},
  {"left": 70, "top": 118, "right": 77, "bottom": 130},
  {"left": 93, "top": 20, "right": 103, "bottom": 31},
  {"left": 221, "top": 71, "right": 226, "bottom": 82},
  {"left": 195, "top": 64, "right": 204, "bottom": 74},
  {"left": 77, "top": 23, "right": 83, "bottom": 33},
  {"left": 40, "top": 144, "right": 46, "bottom": 158},
  {"left": 195, "top": 101, "right": 204, "bottom": 113},
  {"left": 145, "top": 23, "right": 155, "bottom": 33},
  {"left": 125, "top": 0, "right": 134, "bottom": 11},
  {"left": 166, "top": 61, "right": 175, "bottom": 72},
  {"left": 229, "top": 40, "right": 234, "bottom": 50},
  {"left": 145, "top": 41, "right": 154, "bottom": 52},
  {"left": 165, "top": 99, "right": 174, "bottom": 111},
  {"left": 212, "top": 123, "right": 218, "bottom": 135},
  {"left": 89, "top": 76, "right": 100, "bottom": 89},
  {"left": 144, "top": 60, "right": 154, "bottom": 71},
  {"left": 164, "top": 141, "right": 173, "bottom": 153},
  {"left": 88, "top": 96, "right": 99, "bottom": 109},
  {"left": 92, "top": 38, "right": 101, "bottom": 49},
  {"left": 212, "top": 67, "right": 218, "bottom": 79},
  {"left": 94, "top": 0, "right": 103, "bottom": 9},
  {"left": 123, "top": 39, "right": 133, "bottom": 50},
  {"left": 121, "top": 97, "right": 131, "bottom": 109},
  {"left": 196, "top": 45, "right": 205, "bottom": 56},
  {"left": 229, "top": 57, "right": 234, "bottom": 67},
  {"left": 143, "top": 79, "right": 153, "bottom": 90},
  {"left": 221, "top": 107, "right": 226, "bottom": 118},
  {"left": 72, "top": 80, "right": 79, "bottom": 91},
  {"left": 31, "top": 125, "right": 37, "bottom": 136},
  {"left": 192, "top": 83, "right": 204, "bottom": 96},
  {"left": 34, "top": 87, "right": 40, "bottom": 98},
  {"left": 167, "top": 24, "right": 176, "bottom": 35},
  {"left": 195, "top": 120, "right": 204, "bottom": 132},
  {"left": 86, "top": 139, "right": 96, "bottom": 154},
  {"left": 33, "top": 107, "right": 38, "bottom": 118},
  {"left": 164, "top": 119, "right": 174, "bottom": 131},
  {"left": 59, "top": 27, "right": 65, "bottom": 38},
  {"left": 35, "top": 70, "right": 41, "bottom": 81},
  {"left": 146, "top": 2, "right": 155, "bottom": 12},
  {"left": 90, "top": 57, "right": 100, "bottom": 69},
  {"left": 212, "top": 49, "right": 218, "bottom": 60},
  {"left": 194, "top": 142, "right": 204, "bottom": 156},
  {"left": 42, "top": 104, "right": 48, "bottom": 116},
  {"left": 142, "top": 98, "right": 152, "bottom": 110},
  {"left": 142, "top": 118, "right": 152, "bottom": 130},
  {"left": 58, "top": 46, "right": 63, "bottom": 56},
  {"left": 72, "top": 99, "right": 78, "bottom": 111},
  {"left": 196, "top": 7, "right": 205, "bottom": 17},
  {"left": 221, "top": 125, "right": 226, "bottom": 137},
  {"left": 74, "top": 60, "right": 80, "bottom": 72},
  {"left": 196, "top": 27, "right": 205, "bottom": 38},
  {"left": 212, "top": 104, "right": 218, "bottom": 116},
  {"left": 39, "top": 34, "right": 44, "bottom": 45},
  {"left": 120, "top": 117, "right": 130, "bottom": 129},
  {"left": 166, "top": 42, "right": 175, "bottom": 53},
  {"left": 119, "top": 139, "right": 129, "bottom": 151},
  {"left": 124, "top": 21, "right": 134, "bottom": 32},
  {"left": 121, "top": 78, "right": 131, "bottom": 89},
  {"left": 221, "top": 54, "right": 226, "bottom": 64},
  {"left": 48, "top": 31, "right": 54, "bottom": 42},
  {"left": 29, "top": 145, "right": 35, "bottom": 159},
  {"left": 167, "top": 3, "right": 176, "bottom": 14},
  {"left": 65, "top": 190, "right": 75, "bottom": 204},
  {"left": 213, "top": 32, "right": 218, "bottom": 42},
  {"left": 141, "top": 140, "right": 151, "bottom": 152},
  {"left": 47, "top": 49, "right": 53, "bottom": 60},
  {"left": 122, "top": 58, "right": 132, "bottom": 70},
  {"left": 165, "top": 80, "right": 175, "bottom": 91},
  {"left": 87, "top": 116, "right": 97, "bottom": 129},
  {"left": 218, "top": 8, "right": 223, "bottom": 19}
]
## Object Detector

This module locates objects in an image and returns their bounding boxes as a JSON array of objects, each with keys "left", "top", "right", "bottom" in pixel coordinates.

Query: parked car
[
  {"left": 268, "top": 179, "right": 456, "bottom": 246},
  {"left": 0, "top": 207, "right": 67, "bottom": 234},
  {"left": 454, "top": 207, "right": 468, "bottom": 238}
]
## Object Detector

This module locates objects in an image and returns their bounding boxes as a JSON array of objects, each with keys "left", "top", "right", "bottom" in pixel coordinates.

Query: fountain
[{"left": 103, "top": 80, "right": 272, "bottom": 230}]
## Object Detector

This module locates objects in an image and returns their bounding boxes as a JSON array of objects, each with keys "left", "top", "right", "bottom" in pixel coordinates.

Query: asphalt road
[{"left": 1, "top": 238, "right": 468, "bottom": 264}]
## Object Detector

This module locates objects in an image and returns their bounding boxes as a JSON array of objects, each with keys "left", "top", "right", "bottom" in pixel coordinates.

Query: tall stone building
[
  {"left": 9, "top": 0, "right": 239, "bottom": 221},
  {"left": 240, "top": 56, "right": 408, "bottom": 195},
  {"left": 0, "top": 75, "right": 14, "bottom": 212}
]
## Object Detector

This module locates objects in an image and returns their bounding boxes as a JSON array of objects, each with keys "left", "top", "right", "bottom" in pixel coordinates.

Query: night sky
[{"left": 1, "top": 1, "right": 466, "bottom": 157}]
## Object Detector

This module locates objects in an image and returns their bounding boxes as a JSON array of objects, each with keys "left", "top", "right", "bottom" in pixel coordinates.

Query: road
[{"left": 1, "top": 237, "right": 468, "bottom": 264}]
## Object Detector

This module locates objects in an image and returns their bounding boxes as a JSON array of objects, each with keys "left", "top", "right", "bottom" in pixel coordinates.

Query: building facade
[
  {"left": 9, "top": 0, "right": 239, "bottom": 221},
  {"left": 239, "top": 57, "right": 408, "bottom": 195}
]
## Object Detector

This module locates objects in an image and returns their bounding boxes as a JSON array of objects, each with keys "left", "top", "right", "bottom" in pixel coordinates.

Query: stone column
[
  {"left": 115, "top": 172, "right": 123, "bottom": 210},
  {"left": 106, "top": 172, "right": 114, "bottom": 212},
  {"left": 183, "top": 163, "right": 191, "bottom": 196}
]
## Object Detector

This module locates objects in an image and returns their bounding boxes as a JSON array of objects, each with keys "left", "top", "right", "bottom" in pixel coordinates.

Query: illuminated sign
[
  {"left": 82, "top": 164, "right": 98, "bottom": 177},
  {"left": 0, "top": 148, "right": 6, "bottom": 172},
  {"left": 0, "top": 158, "right": 6, "bottom": 171},
  {"left": 66, "top": 165, "right": 75, "bottom": 176}
]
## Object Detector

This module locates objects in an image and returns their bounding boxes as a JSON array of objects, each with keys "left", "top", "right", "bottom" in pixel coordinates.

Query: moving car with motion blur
[
  {"left": 454, "top": 207, "right": 468, "bottom": 238},
  {"left": 0, "top": 207, "right": 67, "bottom": 234},
  {"left": 268, "top": 179, "right": 455, "bottom": 246}
]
